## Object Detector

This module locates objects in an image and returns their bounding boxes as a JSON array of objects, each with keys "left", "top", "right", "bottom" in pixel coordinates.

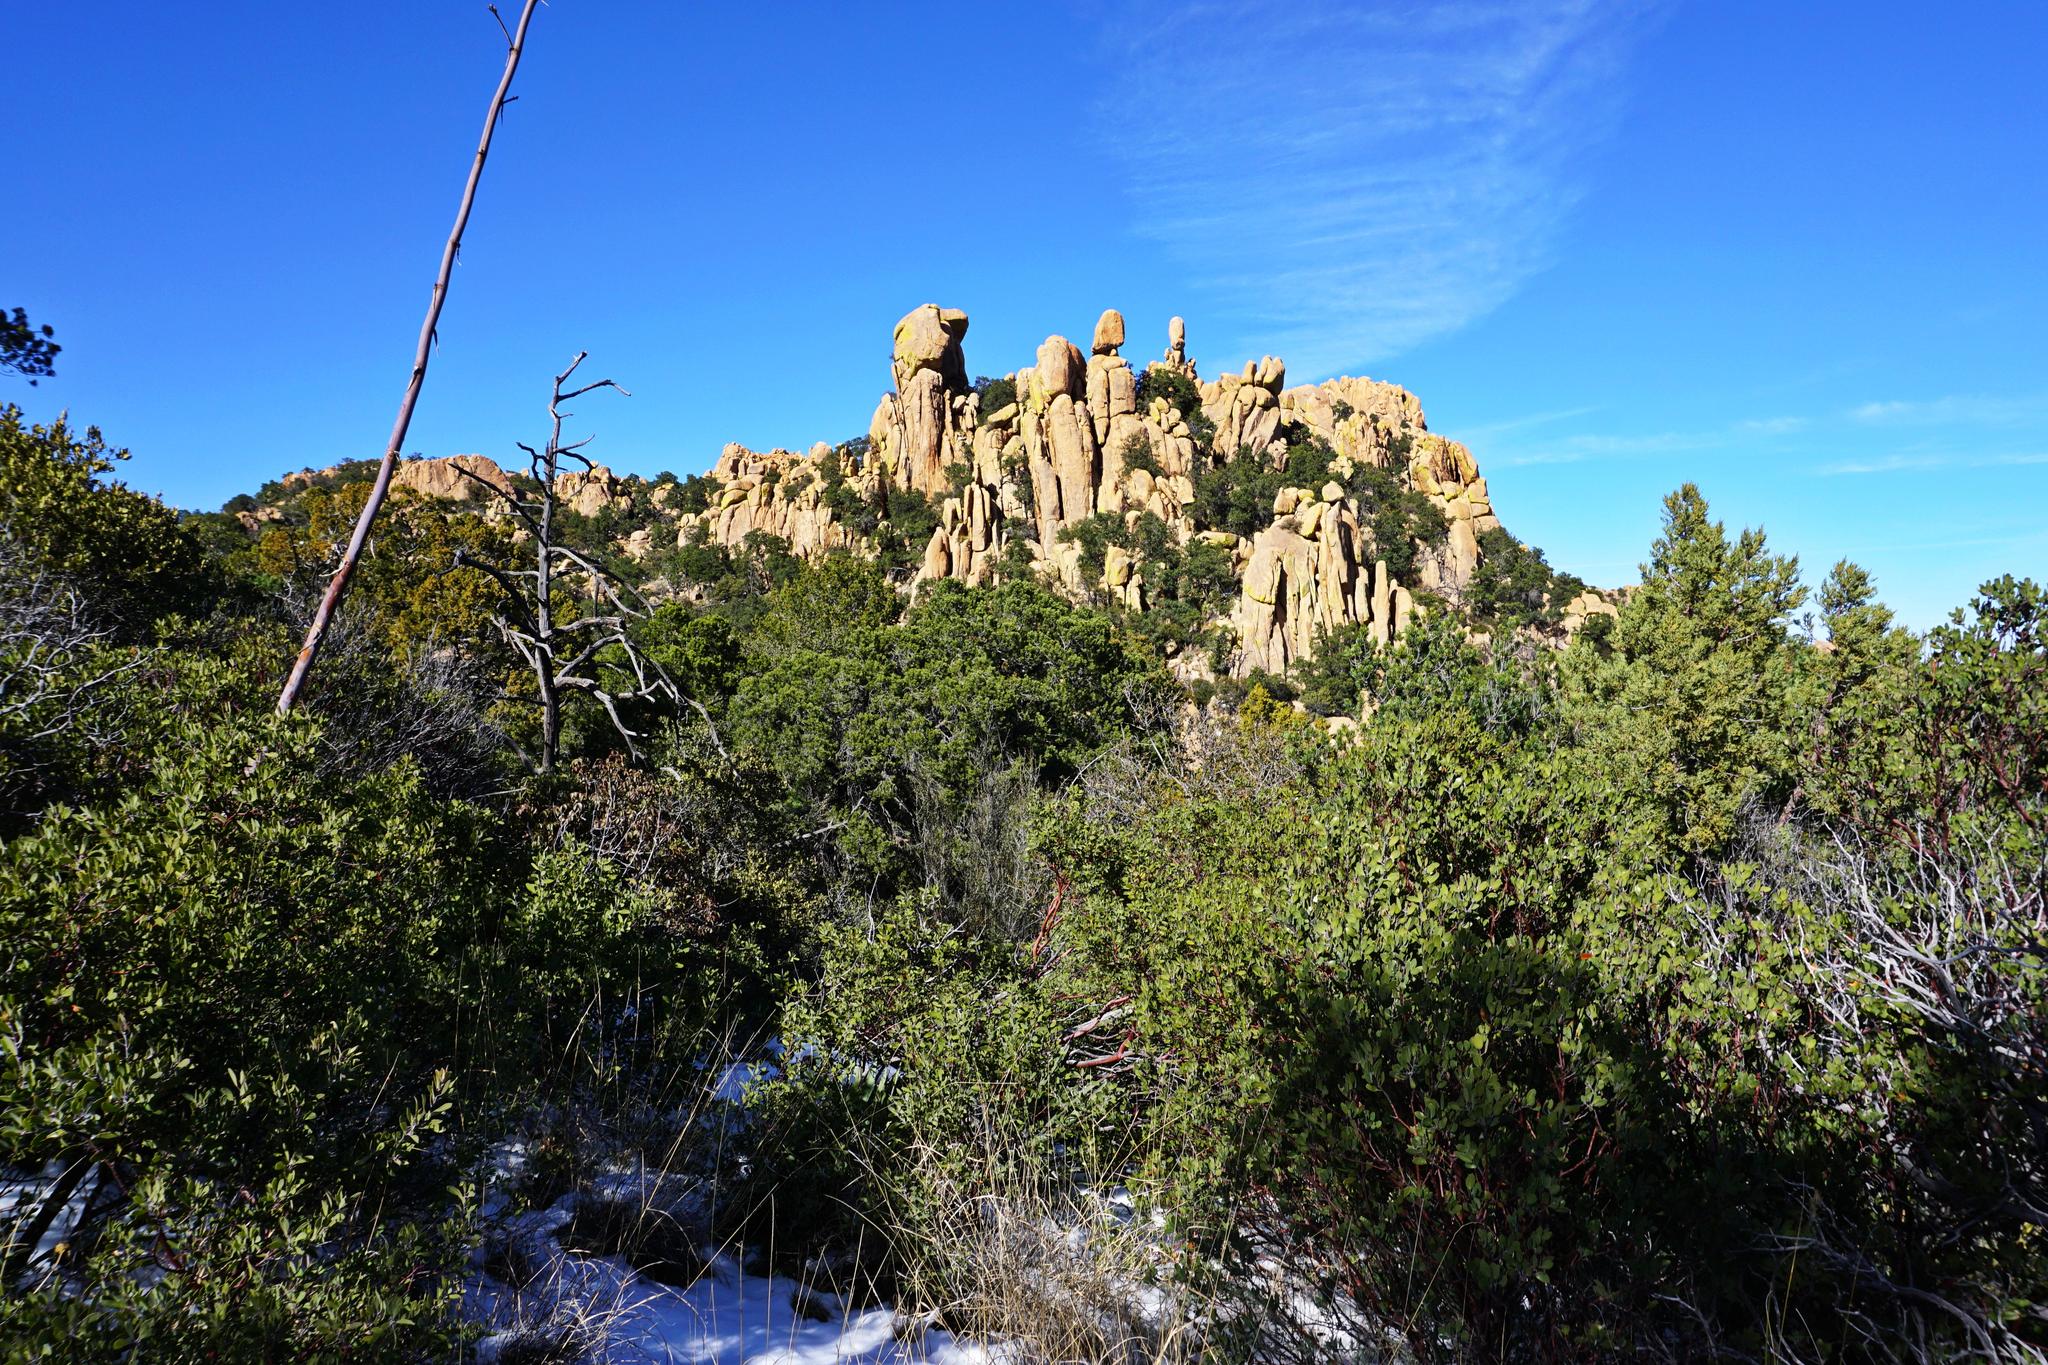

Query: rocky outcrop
[
  {"left": 309, "top": 307, "right": 1542, "bottom": 689},
  {"left": 1159, "top": 316, "right": 1196, "bottom": 379},
  {"left": 870, "top": 305, "right": 976, "bottom": 499},
  {"left": 221, "top": 300, "right": 1607, "bottom": 710},
  {"left": 390, "top": 453, "right": 627, "bottom": 518},
  {"left": 557, "top": 464, "right": 627, "bottom": 518},
  {"left": 1225, "top": 489, "right": 1418, "bottom": 673},
  {"left": 1560, "top": 589, "right": 1620, "bottom": 634},
  {"left": 394, "top": 453, "right": 514, "bottom": 502},
  {"left": 234, "top": 503, "right": 284, "bottom": 535},
  {"left": 682, "top": 306, "right": 1519, "bottom": 680},
  {"left": 695, "top": 443, "right": 869, "bottom": 560}
]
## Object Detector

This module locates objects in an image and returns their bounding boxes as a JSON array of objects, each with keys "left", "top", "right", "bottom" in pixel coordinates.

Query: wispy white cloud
[
  {"left": 1821, "top": 451, "right": 2048, "bottom": 476},
  {"left": 1477, "top": 403, "right": 1816, "bottom": 467},
  {"left": 1489, "top": 427, "right": 1733, "bottom": 467},
  {"left": 1848, "top": 393, "right": 2048, "bottom": 427},
  {"left": 1834, "top": 528, "right": 2048, "bottom": 556},
  {"left": 1454, "top": 405, "right": 1603, "bottom": 441},
  {"left": 1099, "top": 1, "right": 1667, "bottom": 379},
  {"left": 1735, "top": 415, "right": 1809, "bottom": 435},
  {"left": 1475, "top": 403, "right": 2048, "bottom": 476}
]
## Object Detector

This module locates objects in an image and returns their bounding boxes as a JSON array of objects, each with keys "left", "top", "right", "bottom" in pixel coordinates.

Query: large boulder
[
  {"left": 557, "top": 464, "right": 624, "bottom": 518},
  {"left": 1092, "top": 309, "right": 1126, "bottom": 356},
  {"left": 1045, "top": 394, "right": 1098, "bottom": 528},
  {"left": 894, "top": 369, "right": 953, "bottom": 494},
  {"left": 1103, "top": 543, "right": 1134, "bottom": 588},
  {"left": 395, "top": 453, "right": 513, "bottom": 502},
  {"left": 891, "top": 304, "right": 969, "bottom": 393},
  {"left": 1161, "top": 316, "right": 1193, "bottom": 375},
  {"left": 1033, "top": 335, "right": 1086, "bottom": 403}
]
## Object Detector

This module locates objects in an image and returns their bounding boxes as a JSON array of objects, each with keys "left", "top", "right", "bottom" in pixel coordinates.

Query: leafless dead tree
[
  {"left": 0, "top": 535, "right": 127, "bottom": 738},
  {"left": 276, "top": 0, "right": 543, "bottom": 713},
  {"left": 1713, "top": 809, "right": 2048, "bottom": 1361},
  {"left": 455, "top": 353, "right": 676, "bottom": 774}
]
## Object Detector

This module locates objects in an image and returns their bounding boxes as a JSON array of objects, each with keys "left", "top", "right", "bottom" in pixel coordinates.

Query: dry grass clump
[
  {"left": 559, "top": 1177, "right": 711, "bottom": 1287},
  {"left": 852, "top": 1129, "right": 1211, "bottom": 1365}
]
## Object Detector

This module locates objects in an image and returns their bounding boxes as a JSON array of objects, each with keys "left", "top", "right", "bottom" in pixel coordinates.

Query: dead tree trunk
[
  {"left": 277, "top": 0, "right": 542, "bottom": 714},
  {"left": 455, "top": 354, "right": 676, "bottom": 775}
]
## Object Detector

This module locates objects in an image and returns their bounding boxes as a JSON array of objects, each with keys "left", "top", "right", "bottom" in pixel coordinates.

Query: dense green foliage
[
  {"left": 972, "top": 373, "right": 1016, "bottom": 418},
  {"left": 0, "top": 407, "right": 209, "bottom": 624},
  {"left": 2, "top": 389, "right": 2040, "bottom": 1364},
  {"left": 1464, "top": 525, "right": 1588, "bottom": 629},
  {"left": 1135, "top": 365, "right": 1216, "bottom": 450},
  {"left": 1056, "top": 510, "right": 1236, "bottom": 656},
  {"left": 1559, "top": 485, "right": 1808, "bottom": 855},
  {"left": 758, "top": 486, "right": 2047, "bottom": 1361},
  {"left": 715, "top": 565, "right": 1170, "bottom": 929},
  {"left": 0, "top": 629, "right": 733, "bottom": 1354}
]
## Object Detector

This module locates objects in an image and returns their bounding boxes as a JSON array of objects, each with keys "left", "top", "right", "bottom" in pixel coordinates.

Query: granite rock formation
[
  {"left": 681, "top": 306, "right": 1515, "bottom": 675},
  {"left": 289, "top": 308, "right": 1610, "bottom": 684}
]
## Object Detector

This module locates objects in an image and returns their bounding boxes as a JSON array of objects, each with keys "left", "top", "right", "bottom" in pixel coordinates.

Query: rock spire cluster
[
  {"left": 375, "top": 305, "right": 1556, "bottom": 680},
  {"left": 685, "top": 304, "right": 1509, "bottom": 677}
]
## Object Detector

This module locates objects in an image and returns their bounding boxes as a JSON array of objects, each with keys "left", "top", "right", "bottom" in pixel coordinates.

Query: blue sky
[{"left": 9, "top": 1, "right": 2045, "bottom": 626}]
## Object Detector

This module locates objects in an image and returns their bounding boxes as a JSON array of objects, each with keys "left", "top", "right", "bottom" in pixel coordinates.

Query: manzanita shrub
[{"left": 0, "top": 648, "right": 700, "bottom": 1357}]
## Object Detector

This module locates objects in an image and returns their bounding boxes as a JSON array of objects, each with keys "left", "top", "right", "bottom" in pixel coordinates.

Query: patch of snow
[
  {"left": 468, "top": 1189, "right": 999, "bottom": 1364},
  {"left": 1, "top": 1160, "right": 94, "bottom": 1288},
  {"left": 709, "top": 1060, "right": 764, "bottom": 1107}
]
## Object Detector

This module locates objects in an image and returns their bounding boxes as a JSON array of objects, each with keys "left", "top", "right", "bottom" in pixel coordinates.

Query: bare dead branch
[
  {"left": 276, "top": 0, "right": 544, "bottom": 712},
  {"left": 459, "top": 354, "right": 680, "bottom": 773}
]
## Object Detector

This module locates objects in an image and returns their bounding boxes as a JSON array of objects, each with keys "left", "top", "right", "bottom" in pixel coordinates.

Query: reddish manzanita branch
[
  {"left": 1030, "top": 871, "right": 1069, "bottom": 962},
  {"left": 276, "top": 1, "right": 542, "bottom": 713}
]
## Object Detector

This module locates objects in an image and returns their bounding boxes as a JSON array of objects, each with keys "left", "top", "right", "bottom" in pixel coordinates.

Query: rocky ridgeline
[
  {"left": 370, "top": 305, "right": 1613, "bottom": 678},
  {"left": 697, "top": 305, "right": 1509, "bottom": 675}
]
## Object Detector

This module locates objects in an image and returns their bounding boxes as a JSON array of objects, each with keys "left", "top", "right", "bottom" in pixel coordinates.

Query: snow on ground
[
  {"left": 1, "top": 1160, "right": 92, "bottom": 1287},
  {"left": 467, "top": 1191, "right": 998, "bottom": 1364}
]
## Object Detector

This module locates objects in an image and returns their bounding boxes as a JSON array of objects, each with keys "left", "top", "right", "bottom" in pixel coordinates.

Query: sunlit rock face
[
  {"left": 675, "top": 304, "right": 1516, "bottom": 676},
  {"left": 251, "top": 304, "right": 1583, "bottom": 684}
]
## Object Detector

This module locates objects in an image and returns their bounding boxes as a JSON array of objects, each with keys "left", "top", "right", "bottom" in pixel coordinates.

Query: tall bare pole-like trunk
[{"left": 276, "top": 0, "right": 542, "bottom": 713}]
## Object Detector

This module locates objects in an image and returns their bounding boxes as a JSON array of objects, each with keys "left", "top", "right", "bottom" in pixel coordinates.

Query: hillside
[
  {"left": 220, "top": 304, "right": 1615, "bottom": 692},
  {"left": 7, "top": 332, "right": 2040, "bottom": 1361}
]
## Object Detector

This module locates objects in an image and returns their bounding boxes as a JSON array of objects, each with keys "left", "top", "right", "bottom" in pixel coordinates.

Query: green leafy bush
[
  {"left": 0, "top": 635, "right": 724, "bottom": 1352},
  {"left": 1560, "top": 484, "right": 1805, "bottom": 858},
  {"left": 1135, "top": 367, "right": 1198, "bottom": 419},
  {"left": 0, "top": 406, "right": 211, "bottom": 624},
  {"left": 1465, "top": 527, "right": 1585, "bottom": 628},
  {"left": 1054, "top": 512, "right": 1131, "bottom": 585},
  {"left": 674, "top": 472, "right": 716, "bottom": 514},
  {"left": 1190, "top": 445, "right": 1282, "bottom": 538},
  {"left": 1134, "top": 367, "right": 1214, "bottom": 453},
  {"left": 1115, "top": 432, "right": 1162, "bottom": 478},
  {"left": 874, "top": 486, "right": 940, "bottom": 573},
  {"left": 725, "top": 571, "right": 1169, "bottom": 927},
  {"left": 0, "top": 659, "right": 488, "bottom": 1349},
  {"left": 1191, "top": 432, "right": 1446, "bottom": 573},
  {"left": 1299, "top": 613, "right": 1548, "bottom": 731},
  {"left": 973, "top": 375, "right": 1017, "bottom": 419}
]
